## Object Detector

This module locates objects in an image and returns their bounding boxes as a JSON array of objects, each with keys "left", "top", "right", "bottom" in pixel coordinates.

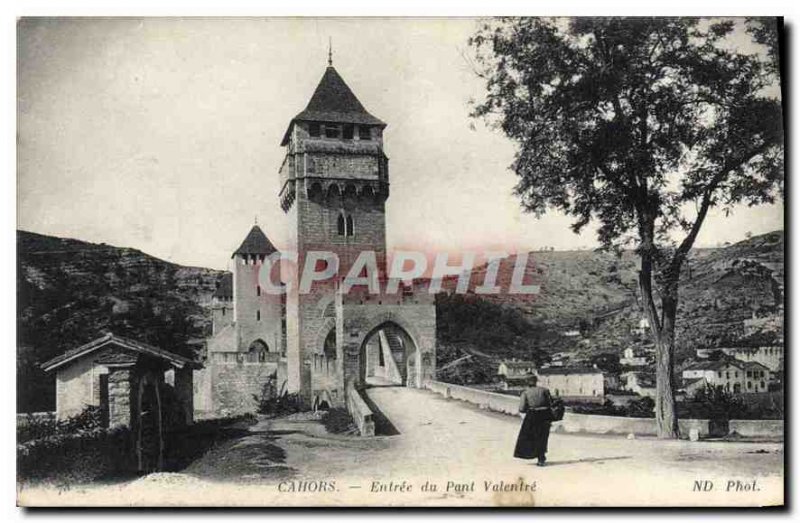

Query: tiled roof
[
  {"left": 742, "top": 361, "right": 771, "bottom": 371},
  {"left": 41, "top": 333, "right": 200, "bottom": 372},
  {"left": 501, "top": 360, "right": 537, "bottom": 369},
  {"left": 537, "top": 366, "right": 601, "bottom": 376},
  {"left": 281, "top": 66, "right": 385, "bottom": 146},
  {"left": 232, "top": 225, "right": 277, "bottom": 258},
  {"left": 684, "top": 358, "right": 747, "bottom": 372}
]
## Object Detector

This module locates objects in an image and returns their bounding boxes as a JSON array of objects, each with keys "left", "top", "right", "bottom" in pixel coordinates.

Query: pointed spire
[
  {"left": 232, "top": 225, "right": 277, "bottom": 258},
  {"left": 328, "top": 37, "right": 333, "bottom": 67}
]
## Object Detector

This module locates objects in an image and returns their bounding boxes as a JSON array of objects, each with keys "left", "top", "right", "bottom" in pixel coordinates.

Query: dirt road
[{"left": 18, "top": 387, "right": 783, "bottom": 507}]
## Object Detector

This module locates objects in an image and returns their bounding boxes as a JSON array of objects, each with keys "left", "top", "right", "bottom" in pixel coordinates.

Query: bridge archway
[{"left": 358, "top": 321, "right": 420, "bottom": 388}]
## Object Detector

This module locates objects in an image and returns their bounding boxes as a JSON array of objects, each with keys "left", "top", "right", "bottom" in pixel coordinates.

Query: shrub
[
  {"left": 253, "top": 376, "right": 305, "bottom": 417},
  {"left": 322, "top": 408, "right": 357, "bottom": 434},
  {"left": 17, "top": 406, "right": 104, "bottom": 444},
  {"left": 17, "top": 427, "right": 134, "bottom": 483},
  {"left": 17, "top": 413, "right": 56, "bottom": 443}
]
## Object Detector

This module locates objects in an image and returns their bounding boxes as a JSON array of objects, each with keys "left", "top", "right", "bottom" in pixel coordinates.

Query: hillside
[
  {"left": 17, "top": 229, "right": 784, "bottom": 410},
  {"left": 436, "top": 231, "right": 785, "bottom": 378},
  {"left": 17, "top": 230, "right": 224, "bottom": 412}
]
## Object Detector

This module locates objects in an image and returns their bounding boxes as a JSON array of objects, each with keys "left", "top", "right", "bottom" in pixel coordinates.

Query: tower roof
[
  {"left": 281, "top": 65, "right": 385, "bottom": 146},
  {"left": 232, "top": 225, "right": 277, "bottom": 258}
]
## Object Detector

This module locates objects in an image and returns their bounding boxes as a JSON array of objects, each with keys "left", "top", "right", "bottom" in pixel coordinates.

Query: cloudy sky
[{"left": 17, "top": 18, "right": 783, "bottom": 270}]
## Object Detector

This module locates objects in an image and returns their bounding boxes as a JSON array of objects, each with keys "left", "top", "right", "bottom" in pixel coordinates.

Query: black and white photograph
[{"left": 14, "top": 15, "right": 785, "bottom": 507}]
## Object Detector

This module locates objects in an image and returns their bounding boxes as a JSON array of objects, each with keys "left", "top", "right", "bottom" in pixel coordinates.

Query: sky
[{"left": 17, "top": 18, "right": 784, "bottom": 271}]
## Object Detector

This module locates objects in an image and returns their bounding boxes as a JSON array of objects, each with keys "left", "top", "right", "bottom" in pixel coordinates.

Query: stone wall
[
  {"left": 108, "top": 368, "right": 134, "bottom": 428},
  {"left": 728, "top": 419, "right": 784, "bottom": 438},
  {"left": 193, "top": 361, "right": 277, "bottom": 417},
  {"left": 426, "top": 381, "right": 721, "bottom": 439},
  {"left": 346, "top": 383, "right": 375, "bottom": 436}
]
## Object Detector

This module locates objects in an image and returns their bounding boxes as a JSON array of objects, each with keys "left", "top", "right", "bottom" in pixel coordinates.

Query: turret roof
[
  {"left": 281, "top": 66, "right": 385, "bottom": 146},
  {"left": 232, "top": 225, "right": 277, "bottom": 258}
]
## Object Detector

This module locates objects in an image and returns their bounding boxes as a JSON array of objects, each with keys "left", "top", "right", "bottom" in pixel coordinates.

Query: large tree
[{"left": 469, "top": 18, "right": 783, "bottom": 438}]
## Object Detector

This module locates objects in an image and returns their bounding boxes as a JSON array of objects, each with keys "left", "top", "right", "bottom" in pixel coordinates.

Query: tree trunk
[
  {"left": 638, "top": 246, "right": 680, "bottom": 439},
  {"left": 654, "top": 296, "right": 680, "bottom": 439}
]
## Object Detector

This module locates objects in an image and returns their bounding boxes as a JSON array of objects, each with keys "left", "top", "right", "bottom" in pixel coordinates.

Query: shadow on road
[
  {"left": 362, "top": 388, "right": 401, "bottom": 436},
  {"left": 543, "top": 456, "right": 632, "bottom": 467}
]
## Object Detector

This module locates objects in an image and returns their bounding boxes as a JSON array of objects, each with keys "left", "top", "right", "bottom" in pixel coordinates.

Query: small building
[
  {"left": 620, "top": 371, "right": 656, "bottom": 398},
  {"left": 497, "top": 360, "right": 537, "bottom": 390},
  {"left": 41, "top": 333, "right": 201, "bottom": 472},
  {"left": 497, "top": 360, "right": 537, "bottom": 378},
  {"left": 696, "top": 345, "right": 783, "bottom": 374},
  {"left": 681, "top": 358, "right": 770, "bottom": 394},
  {"left": 620, "top": 347, "right": 652, "bottom": 367},
  {"left": 536, "top": 366, "right": 604, "bottom": 400}
]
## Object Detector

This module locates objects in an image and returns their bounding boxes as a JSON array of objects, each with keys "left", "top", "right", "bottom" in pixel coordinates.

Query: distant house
[
  {"left": 620, "top": 346, "right": 652, "bottom": 367},
  {"left": 549, "top": 352, "right": 571, "bottom": 367},
  {"left": 620, "top": 371, "right": 656, "bottom": 398},
  {"left": 536, "top": 366, "right": 604, "bottom": 399},
  {"left": 696, "top": 345, "right": 783, "bottom": 374},
  {"left": 681, "top": 358, "right": 770, "bottom": 394},
  {"left": 561, "top": 330, "right": 581, "bottom": 338},
  {"left": 497, "top": 360, "right": 537, "bottom": 390},
  {"left": 497, "top": 360, "right": 537, "bottom": 378}
]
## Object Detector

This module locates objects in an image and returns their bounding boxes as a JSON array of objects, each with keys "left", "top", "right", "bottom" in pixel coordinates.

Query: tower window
[
  {"left": 257, "top": 285, "right": 261, "bottom": 296},
  {"left": 337, "top": 214, "right": 346, "bottom": 236},
  {"left": 343, "top": 124, "right": 354, "bottom": 140},
  {"left": 309, "top": 122, "right": 321, "bottom": 137},
  {"left": 325, "top": 124, "right": 340, "bottom": 138},
  {"left": 256, "top": 310, "right": 261, "bottom": 321},
  {"left": 346, "top": 215, "right": 354, "bottom": 237},
  {"left": 358, "top": 125, "right": 371, "bottom": 140}
]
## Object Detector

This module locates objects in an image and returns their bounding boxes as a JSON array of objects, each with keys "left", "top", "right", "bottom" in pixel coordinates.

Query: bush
[
  {"left": 17, "top": 406, "right": 104, "bottom": 443},
  {"left": 571, "top": 397, "right": 655, "bottom": 418},
  {"left": 253, "top": 376, "right": 306, "bottom": 417},
  {"left": 322, "top": 408, "right": 357, "bottom": 434},
  {"left": 17, "top": 414, "right": 56, "bottom": 443},
  {"left": 17, "top": 427, "right": 134, "bottom": 483},
  {"left": 679, "top": 384, "right": 749, "bottom": 420}
]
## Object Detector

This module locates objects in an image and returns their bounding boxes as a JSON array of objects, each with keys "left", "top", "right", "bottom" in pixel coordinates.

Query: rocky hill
[
  {"left": 18, "top": 229, "right": 783, "bottom": 409},
  {"left": 436, "top": 230, "right": 784, "bottom": 380},
  {"left": 17, "top": 230, "right": 224, "bottom": 412}
]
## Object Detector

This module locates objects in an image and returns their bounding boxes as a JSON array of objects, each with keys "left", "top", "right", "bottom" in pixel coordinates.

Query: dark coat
[{"left": 514, "top": 385, "right": 552, "bottom": 460}]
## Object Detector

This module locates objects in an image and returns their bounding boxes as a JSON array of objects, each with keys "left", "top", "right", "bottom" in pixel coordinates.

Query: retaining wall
[
  {"left": 728, "top": 419, "right": 784, "bottom": 438},
  {"left": 426, "top": 381, "right": 780, "bottom": 439},
  {"left": 346, "top": 384, "right": 375, "bottom": 436}
]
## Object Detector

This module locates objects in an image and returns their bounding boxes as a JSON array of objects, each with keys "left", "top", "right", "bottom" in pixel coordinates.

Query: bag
[{"left": 550, "top": 398, "right": 565, "bottom": 422}]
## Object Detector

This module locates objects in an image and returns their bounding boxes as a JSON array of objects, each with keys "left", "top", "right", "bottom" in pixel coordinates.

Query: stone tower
[
  {"left": 194, "top": 225, "right": 283, "bottom": 417},
  {"left": 231, "top": 225, "right": 283, "bottom": 354},
  {"left": 278, "top": 63, "right": 390, "bottom": 397}
]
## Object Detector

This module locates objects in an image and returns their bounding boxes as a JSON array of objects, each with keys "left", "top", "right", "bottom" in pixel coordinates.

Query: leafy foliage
[
  {"left": 469, "top": 17, "right": 783, "bottom": 437},
  {"left": 17, "top": 405, "right": 104, "bottom": 443},
  {"left": 253, "top": 374, "right": 306, "bottom": 417}
]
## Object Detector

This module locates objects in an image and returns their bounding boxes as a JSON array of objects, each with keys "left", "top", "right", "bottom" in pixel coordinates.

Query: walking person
[{"left": 513, "top": 375, "right": 553, "bottom": 466}]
